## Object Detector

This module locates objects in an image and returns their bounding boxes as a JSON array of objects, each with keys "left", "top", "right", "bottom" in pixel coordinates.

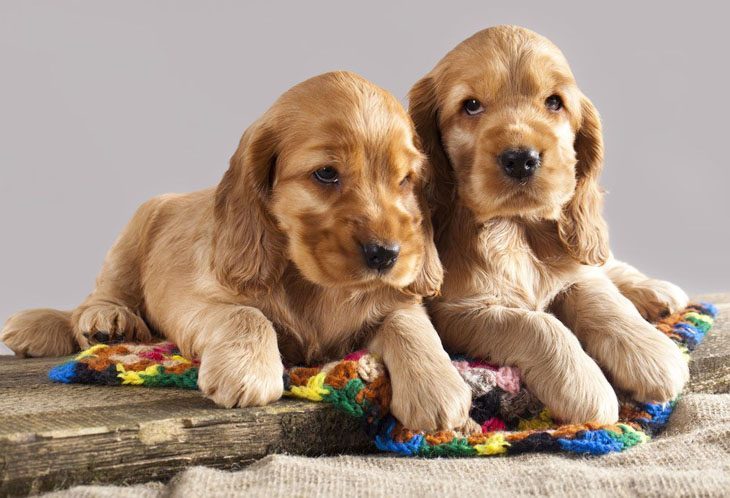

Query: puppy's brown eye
[
  {"left": 545, "top": 95, "right": 563, "bottom": 111},
  {"left": 400, "top": 174, "right": 412, "bottom": 187},
  {"left": 463, "top": 98, "right": 484, "bottom": 116},
  {"left": 313, "top": 166, "right": 339, "bottom": 184}
]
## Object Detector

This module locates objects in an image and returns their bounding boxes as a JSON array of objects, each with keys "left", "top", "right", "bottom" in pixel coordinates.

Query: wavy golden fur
[
  {"left": 1, "top": 72, "right": 471, "bottom": 431},
  {"left": 410, "top": 26, "right": 690, "bottom": 424}
]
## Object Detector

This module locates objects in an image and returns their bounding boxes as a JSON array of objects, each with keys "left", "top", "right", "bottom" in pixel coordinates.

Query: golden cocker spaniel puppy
[
  {"left": 1, "top": 72, "right": 471, "bottom": 431},
  {"left": 410, "top": 26, "right": 689, "bottom": 424}
]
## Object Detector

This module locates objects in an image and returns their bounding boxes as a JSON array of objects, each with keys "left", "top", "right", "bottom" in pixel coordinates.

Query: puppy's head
[
  {"left": 213, "top": 72, "right": 442, "bottom": 295},
  {"left": 410, "top": 25, "right": 608, "bottom": 265}
]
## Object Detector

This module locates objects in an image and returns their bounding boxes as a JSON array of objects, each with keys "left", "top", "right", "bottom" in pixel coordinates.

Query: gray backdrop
[{"left": 1, "top": 1, "right": 728, "bottom": 354}]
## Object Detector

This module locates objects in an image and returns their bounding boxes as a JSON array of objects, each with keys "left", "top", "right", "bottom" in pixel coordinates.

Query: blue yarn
[
  {"left": 673, "top": 323, "right": 703, "bottom": 349},
  {"left": 374, "top": 419, "right": 424, "bottom": 456},
  {"left": 636, "top": 401, "right": 674, "bottom": 429},
  {"left": 557, "top": 429, "right": 624, "bottom": 455},
  {"left": 699, "top": 302, "right": 718, "bottom": 317},
  {"left": 48, "top": 361, "right": 78, "bottom": 384}
]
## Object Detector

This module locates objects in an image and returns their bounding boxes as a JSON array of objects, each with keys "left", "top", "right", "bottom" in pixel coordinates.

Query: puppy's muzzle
[
  {"left": 361, "top": 243, "right": 400, "bottom": 272},
  {"left": 498, "top": 148, "right": 541, "bottom": 180}
]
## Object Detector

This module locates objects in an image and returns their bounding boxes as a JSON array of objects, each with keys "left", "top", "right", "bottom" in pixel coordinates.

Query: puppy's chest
[
  {"left": 475, "top": 220, "right": 574, "bottom": 308},
  {"left": 264, "top": 284, "right": 390, "bottom": 364}
]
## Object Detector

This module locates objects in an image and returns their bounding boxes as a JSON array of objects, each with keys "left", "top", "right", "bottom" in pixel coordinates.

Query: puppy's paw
[
  {"left": 389, "top": 358, "right": 472, "bottom": 431},
  {"left": 74, "top": 304, "right": 152, "bottom": 348},
  {"left": 1, "top": 309, "right": 77, "bottom": 357},
  {"left": 625, "top": 279, "right": 689, "bottom": 322},
  {"left": 198, "top": 345, "right": 284, "bottom": 408},
  {"left": 608, "top": 324, "right": 689, "bottom": 403},
  {"left": 529, "top": 354, "right": 619, "bottom": 425}
]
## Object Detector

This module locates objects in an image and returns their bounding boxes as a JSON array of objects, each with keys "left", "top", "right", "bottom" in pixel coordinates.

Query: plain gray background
[{"left": 1, "top": 1, "right": 728, "bottom": 355}]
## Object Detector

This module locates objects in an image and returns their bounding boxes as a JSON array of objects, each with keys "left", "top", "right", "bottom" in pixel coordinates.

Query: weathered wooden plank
[{"left": 1, "top": 293, "right": 727, "bottom": 496}]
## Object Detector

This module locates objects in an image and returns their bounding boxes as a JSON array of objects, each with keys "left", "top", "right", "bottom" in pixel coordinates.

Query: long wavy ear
[
  {"left": 408, "top": 75, "right": 456, "bottom": 236},
  {"left": 557, "top": 95, "right": 610, "bottom": 266},
  {"left": 212, "top": 118, "right": 284, "bottom": 292},
  {"left": 404, "top": 163, "right": 444, "bottom": 297}
]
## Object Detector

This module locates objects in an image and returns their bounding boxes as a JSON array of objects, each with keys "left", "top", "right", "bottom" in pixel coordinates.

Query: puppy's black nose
[
  {"left": 362, "top": 243, "right": 400, "bottom": 272},
  {"left": 498, "top": 148, "right": 541, "bottom": 180}
]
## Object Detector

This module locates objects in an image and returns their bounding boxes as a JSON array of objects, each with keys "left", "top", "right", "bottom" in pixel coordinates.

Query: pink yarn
[
  {"left": 467, "top": 359, "right": 499, "bottom": 370},
  {"left": 451, "top": 361, "right": 471, "bottom": 372},
  {"left": 495, "top": 366, "right": 521, "bottom": 394},
  {"left": 155, "top": 343, "right": 177, "bottom": 354},
  {"left": 140, "top": 351, "right": 165, "bottom": 361}
]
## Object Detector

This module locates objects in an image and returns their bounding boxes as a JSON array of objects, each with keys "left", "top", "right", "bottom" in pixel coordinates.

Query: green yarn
[
  {"left": 685, "top": 314, "right": 712, "bottom": 332},
  {"left": 419, "top": 437, "right": 477, "bottom": 457},
  {"left": 608, "top": 424, "right": 647, "bottom": 449},
  {"left": 139, "top": 366, "right": 199, "bottom": 388},
  {"left": 323, "top": 378, "right": 368, "bottom": 417}
]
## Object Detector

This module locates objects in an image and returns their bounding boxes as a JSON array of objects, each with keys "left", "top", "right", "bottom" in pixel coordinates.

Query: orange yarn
[
  {"left": 289, "top": 367, "right": 321, "bottom": 386},
  {"left": 324, "top": 361, "right": 359, "bottom": 389},
  {"left": 425, "top": 431, "right": 456, "bottom": 445}
]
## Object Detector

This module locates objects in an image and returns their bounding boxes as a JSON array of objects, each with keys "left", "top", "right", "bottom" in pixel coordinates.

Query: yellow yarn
[
  {"left": 474, "top": 433, "right": 509, "bottom": 455},
  {"left": 170, "top": 355, "right": 191, "bottom": 364},
  {"left": 75, "top": 343, "right": 108, "bottom": 359},
  {"left": 116, "top": 363, "right": 162, "bottom": 385},
  {"left": 287, "top": 372, "right": 330, "bottom": 401},
  {"left": 517, "top": 408, "right": 553, "bottom": 431}
]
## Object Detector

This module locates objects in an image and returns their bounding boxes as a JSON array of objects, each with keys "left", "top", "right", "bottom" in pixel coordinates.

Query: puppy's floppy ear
[
  {"left": 557, "top": 94, "right": 610, "bottom": 266},
  {"left": 212, "top": 118, "right": 284, "bottom": 292},
  {"left": 404, "top": 164, "right": 444, "bottom": 297},
  {"left": 408, "top": 75, "right": 455, "bottom": 235}
]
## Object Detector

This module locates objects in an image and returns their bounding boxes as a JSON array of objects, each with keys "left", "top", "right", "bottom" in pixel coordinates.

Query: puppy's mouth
[
  {"left": 308, "top": 253, "right": 401, "bottom": 290},
  {"left": 498, "top": 172, "right": 539, "bottom": 199},
  {"left": 477, "top": 170, "right": 555, "bottom": 219},
  {"left": 512, "top": 176, "right": 532, "bottom": 187}
]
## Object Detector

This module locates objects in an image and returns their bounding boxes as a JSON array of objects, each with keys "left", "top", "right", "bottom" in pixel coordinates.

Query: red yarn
[
  {"left": 481, "top": 417, "right": 506, "bottom": 433},
  {"left": 344, "top": 350, "right": 368, "bottom": 361}
]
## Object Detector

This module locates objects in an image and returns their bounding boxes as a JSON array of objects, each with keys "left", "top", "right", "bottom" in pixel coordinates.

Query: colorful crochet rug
[{"left": 49, "top": 303, "right": 717, "bottom": 458}]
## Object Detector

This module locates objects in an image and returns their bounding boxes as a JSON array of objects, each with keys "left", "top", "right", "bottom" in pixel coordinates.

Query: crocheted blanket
[{"left": 49, "top": 303, "right": 717, "bottom": 458}]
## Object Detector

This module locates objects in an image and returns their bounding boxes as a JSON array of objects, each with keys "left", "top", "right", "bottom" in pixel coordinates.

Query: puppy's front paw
[
  {"left": 74, "top": 304, "right": 152, "bottom": 349},
  {"left": 608, "top": 325, "right": 688, "bottom": 403},
  {"left": 528, "top": 353, "right": 619, "bottom": 425},
  {"left": 627, "top": 279, "right": 689, "bottom": 322},
  {"left": 389, "top": 358, "right": 471, "bottom": 431},
  {"left": 198, "top": 345, "right": 284, "bottom": 408}
]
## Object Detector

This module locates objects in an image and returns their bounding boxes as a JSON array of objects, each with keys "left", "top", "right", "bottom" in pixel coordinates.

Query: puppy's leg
[
  {"left": 368, "top": 303, "right": 471, "bottom": 431},
  {"left": 72, "top": 200, "right": 161, "bottom": 349},
  {"left": 191, "top": 304, "right": 284, "bottom": 408},
  {"left": 604, "top": 255, "right": 688, "bottom": 322},
  {"left": 432, "top": 301, "right": 619, "bottom": 424},
  {"left": 554, "top": 268, "right": 688, "bottom": 403}
]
